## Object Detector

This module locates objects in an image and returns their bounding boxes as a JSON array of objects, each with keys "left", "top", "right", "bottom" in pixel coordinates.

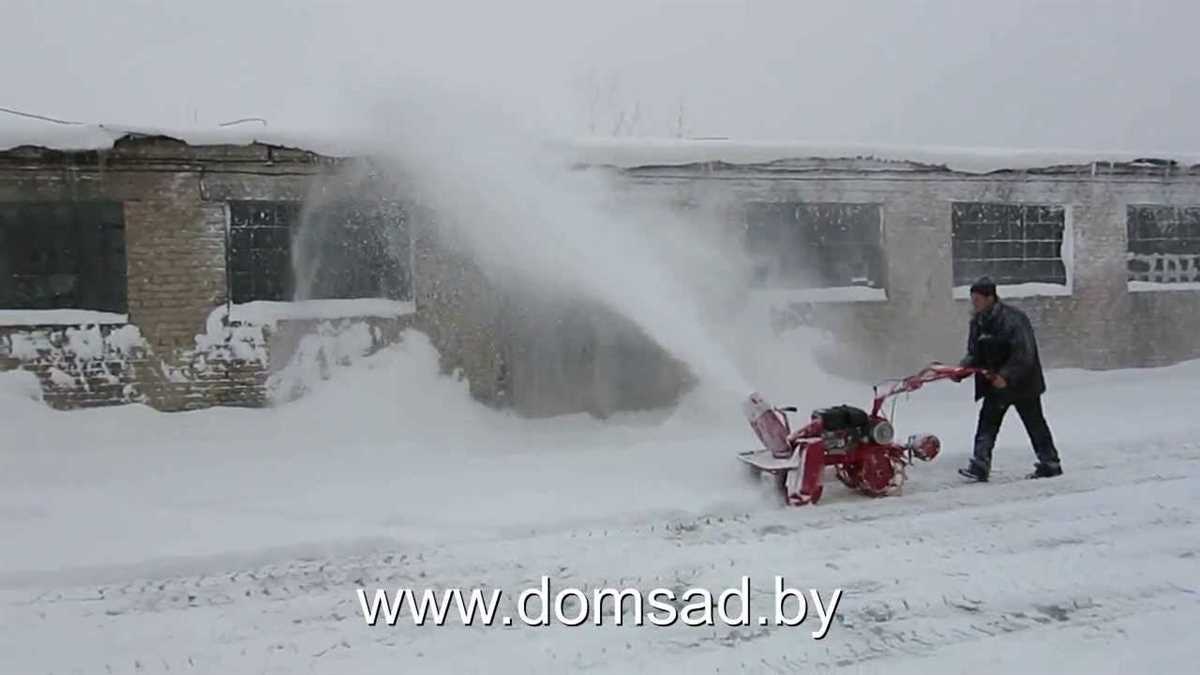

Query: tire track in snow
[
  {"left": 1, "top": 436, "right": 1197, "bottom": 673},
  {"left": 632, "top": 438, "right": 1200, "bottom": 546},
  {"left": 5, "top": 474, "right": 1195, "bottom": 675}
]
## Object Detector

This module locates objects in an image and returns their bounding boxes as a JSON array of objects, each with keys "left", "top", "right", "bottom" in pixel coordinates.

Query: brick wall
[
  {"left": 619, "top": 160, "right": 1200, "bottom": 381},
  {"left": 0, "top": 324, "right": 142, "bottom": 409},
  {"left": 0, "top": 135, "right": 422, "bottom": 411}
]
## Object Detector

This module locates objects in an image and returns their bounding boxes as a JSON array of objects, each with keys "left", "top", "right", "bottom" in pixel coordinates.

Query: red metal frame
[
  {"left": 870, "top": 363, "right": 981, "bottom": 416},
  {"left": 743, "top": 363, "right": 980, "bottom": 506}
]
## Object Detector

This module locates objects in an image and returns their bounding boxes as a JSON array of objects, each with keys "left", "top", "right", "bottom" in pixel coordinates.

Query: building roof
[
  {"left": 0, "top": 119, "right": 367, "bottom": 159},
  {"left": 3, "top": 116, "right": 1200, "bottom": 175},
  {"left": 565, "top": 137, "right": 1200, "bottom": 175}
]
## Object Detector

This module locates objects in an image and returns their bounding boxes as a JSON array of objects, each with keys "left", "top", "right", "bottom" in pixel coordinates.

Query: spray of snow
[{"left": 358, "top": 84, "right": 769, "bottom": 410}]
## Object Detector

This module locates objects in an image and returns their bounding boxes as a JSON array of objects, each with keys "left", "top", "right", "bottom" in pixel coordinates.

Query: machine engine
[{"left": 814, "top": 405, "right": 895, "bottom": 452}]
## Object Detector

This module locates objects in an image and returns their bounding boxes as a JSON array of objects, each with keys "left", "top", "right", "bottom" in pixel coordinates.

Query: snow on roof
[
  {"left": 4, "top": 114, "right": 1200, "bottom": 175},
  {"left": 0, "top": 117, "right": 372, "bottom": 158},
  {"left": 564, "top": 137, "right": 1200, "bottom": 174}
]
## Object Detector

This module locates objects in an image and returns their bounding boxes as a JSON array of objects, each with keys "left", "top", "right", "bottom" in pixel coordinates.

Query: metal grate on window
[
  {"left": 1126, "top": 205, "right": 1200, "bottom": 283},
  {"left": 228, "top": 201, "right": 300, "bottom": 304},
  {"left": 951, "top": 202, "right": 1067, "bottom": 287}
]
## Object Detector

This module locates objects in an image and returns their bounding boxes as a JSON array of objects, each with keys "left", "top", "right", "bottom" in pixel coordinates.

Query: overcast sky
[{"left": 4, "top": 0, "right": 1199, "bottom": 150}]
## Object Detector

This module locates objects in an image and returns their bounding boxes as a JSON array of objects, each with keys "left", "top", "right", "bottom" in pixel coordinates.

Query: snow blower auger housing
[{"left": 738, "top": 363, "right": 980, "bottom": 505}]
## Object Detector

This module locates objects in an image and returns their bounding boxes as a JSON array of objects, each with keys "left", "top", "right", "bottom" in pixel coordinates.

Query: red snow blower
[{"left": 738, "top": 363, "right": 981, "bottom": 505}]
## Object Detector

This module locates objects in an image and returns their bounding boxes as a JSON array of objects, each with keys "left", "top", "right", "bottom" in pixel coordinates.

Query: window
[
  {"left": 951, "top": 202, "right": 1067, "bottom": 287},
  {"left": 1126, "top": 205, "right": 1200, "bottom": 284},
  {"left": 228, "top": 201, "right": 299, "bottom": 303},
  {"left": 227, "top": 200, "right": 411, "bottom": 304},
  {"left": 0, "top": 201, "right": 127, "bottom": 313},
  {"left": 299, "top": 200, "right": 411, "bottom": 302},
  {"left": 743, "top": 202, "right": 885, "bottom": 291}
]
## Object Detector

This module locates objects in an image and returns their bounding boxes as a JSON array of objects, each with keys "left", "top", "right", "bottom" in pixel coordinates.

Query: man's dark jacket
[{"left": 959, "top": 301, "right": 1047, "bottom": 401}]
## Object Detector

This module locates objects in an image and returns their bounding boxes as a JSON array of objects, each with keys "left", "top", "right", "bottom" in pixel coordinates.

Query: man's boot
[
  {"left": 958, "top": 460, "right": 989, "bottom": 482},
  {"left": 1026, "top": 462, "right": 1062, "bottom": 479}
]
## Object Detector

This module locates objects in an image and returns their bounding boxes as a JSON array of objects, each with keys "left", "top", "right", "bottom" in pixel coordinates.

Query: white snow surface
[
  {"left": 5, "top": 116, "right": 1200, "bottom": 174},
  {"left": 0, "top": 309, "right": 128, "bottom": 326},
  {"left": 1, "top": 328, "right": 1199, "bottom": 674},
  {"left": 228, "top": 299, "right": 416, "bottom": 323}
]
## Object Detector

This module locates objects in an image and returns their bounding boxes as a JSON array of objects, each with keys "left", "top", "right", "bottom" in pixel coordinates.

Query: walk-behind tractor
[{"left": 738, "top": 364, "right": 980, "bottom": 505}]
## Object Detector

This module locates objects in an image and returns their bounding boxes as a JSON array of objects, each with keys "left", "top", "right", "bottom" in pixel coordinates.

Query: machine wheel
[{"left": 856, "top": 451, "right": 898, "bottom": 497}]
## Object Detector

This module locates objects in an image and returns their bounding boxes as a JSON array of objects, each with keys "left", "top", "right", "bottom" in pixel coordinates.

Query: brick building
[
  {"left": 571, "top": 139, "right": 1200, "bottom": 381},
  {"left": 0, "top": 129, "right": 454, "bottom": 411},
  {"left": 2, "top": 130, "right": 1199, "bottom": 416},
  {"left": 0, "top": 127, "right": 677, "bottom": 416}
]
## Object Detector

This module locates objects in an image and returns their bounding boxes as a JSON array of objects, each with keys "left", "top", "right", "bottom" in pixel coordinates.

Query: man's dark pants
[{"left": 971, "top": 394, "right": 1061, "bottom": 474}]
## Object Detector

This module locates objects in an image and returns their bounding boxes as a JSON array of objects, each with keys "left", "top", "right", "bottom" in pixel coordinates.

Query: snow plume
[
  {"left": 355, "top": 82, "right": 757, "bottom": 409},
  {"left": 288, "top": 160, "right": 410, "bottom": 306}
]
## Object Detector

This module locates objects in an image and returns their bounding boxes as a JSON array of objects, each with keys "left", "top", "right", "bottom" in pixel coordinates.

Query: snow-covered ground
[{"left": 2, "top": 331, "right": 1199, "bottom": 674}]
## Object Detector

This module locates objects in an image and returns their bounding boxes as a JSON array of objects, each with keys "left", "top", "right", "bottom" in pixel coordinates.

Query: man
[{"left": 955, "top": 276, "right": 1063, "bottom": 481}]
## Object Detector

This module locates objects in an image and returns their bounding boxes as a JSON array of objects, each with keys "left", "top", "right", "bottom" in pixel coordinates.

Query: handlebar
[{"left": 870, "top": 363, "right": 984, "bottom": 415}]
